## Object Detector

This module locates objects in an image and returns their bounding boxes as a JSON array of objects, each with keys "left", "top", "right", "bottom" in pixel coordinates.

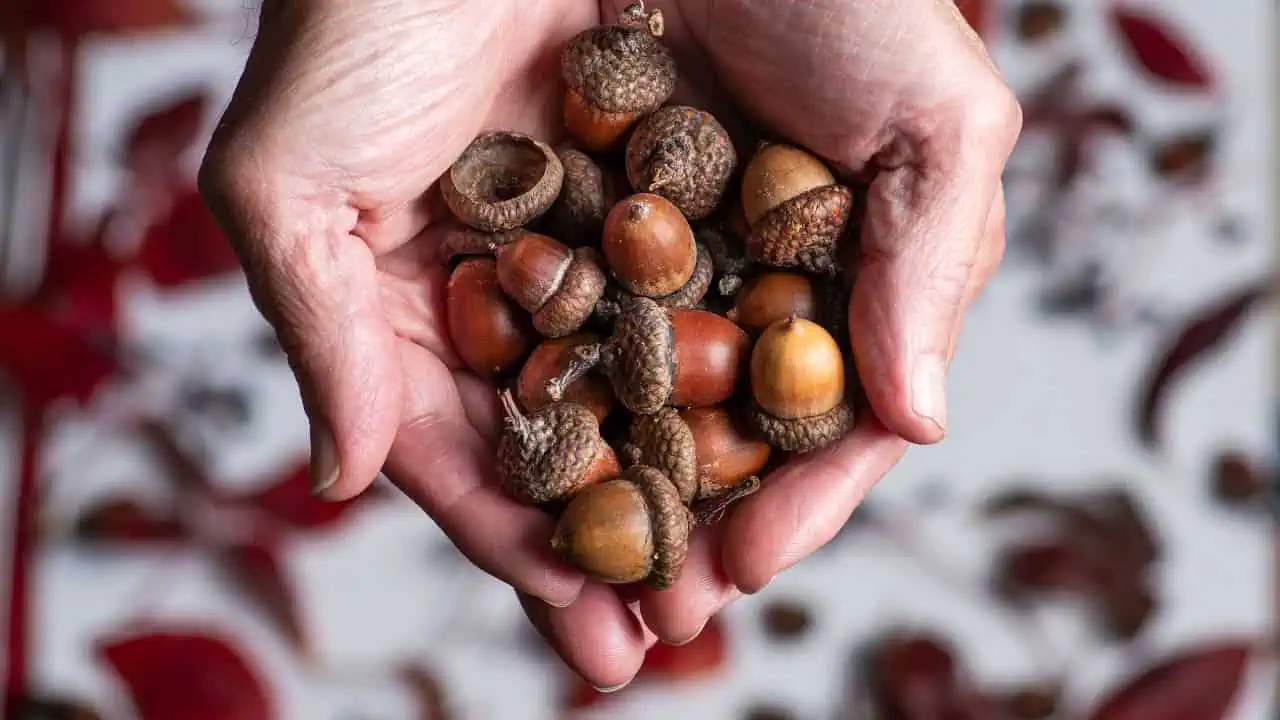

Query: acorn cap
[
  {"left": 749, "top": 399, "right": 856, "bottom": 453},
  {"left": 626, "top": 106, "right": 738, "bottom": 220},
  {"left": 602, "top": 296, "right": 675, "bottom": 414},
  {"left": 624, "top": 464, "right": 692, "bottom": 590},
  {"left": 653, "top": 243, "right": 713, "bottom": 310},
  {"left": 437, "top": 226, "right": 521, "bottom": 266},
  {"left": 497, "top": 394, "right": 606, "bottom": 505},
  {"left": 546, "top": 148, "right": 612, "bottom": 246},
  {"left": 561, "top": 7, "right": 677, "bottom": 114},
  {"left": 441, "top": 132, "right": 564, "bottom": 232},
  {"left": 747, "top": 185, "right": 854, "bottom": 275},
  {"left": 624, "top": 408, "right": 698, "bottom": 504},
  {"left": 533, "top": 247, "right": 608, "bottom": 338}
]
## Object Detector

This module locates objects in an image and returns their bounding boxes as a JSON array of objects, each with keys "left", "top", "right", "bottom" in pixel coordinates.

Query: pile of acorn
[{"left": 441, "top": 4, "right": 862, "bottom": 591}]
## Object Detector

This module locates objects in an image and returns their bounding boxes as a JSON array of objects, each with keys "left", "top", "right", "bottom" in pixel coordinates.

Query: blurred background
[{"left": 0, "top": 0, "right": 1275, "bottom": 718}]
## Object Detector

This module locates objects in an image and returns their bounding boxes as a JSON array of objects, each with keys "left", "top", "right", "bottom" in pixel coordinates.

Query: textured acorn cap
[
  {"left": 437, "top": 227, "right": 521, "bottom": 266},
  {"left": 747, "top": 184, "right": 854, "bottom": 275},
  {"left": 749, "top": 399, "right": 856, "bottom": 453},
  {"left": 441, "top": 132, "right": 564, "bottom": 232},
  {"left": 533, "top": 247, "right": 607, "bottom": 338},
  {"left": 626, "top": 106, "right": 737, "bottom": 221},
  {"left": 652, "top": 243, "right": 713, "bottom": 310},
  {"left": 602, "top": 296, "right": 675, "bottom": 414},
  {"left": 546, "top": 148, "right": 613, "bottom": 246},
  {"left": 624, "top": 464, "right": 692, "bottom": 590},
  {"left": 497, "top": 394, "right": 607, "bottom": 505},
  {"left": 561, "top": 7, "right": 677, "bottom": 114},
  {"left": 624, "top": 408, "right": 697, "bottom": 504}
]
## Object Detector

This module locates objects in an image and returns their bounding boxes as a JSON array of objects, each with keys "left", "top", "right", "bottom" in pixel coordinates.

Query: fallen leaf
[
  {"left": 246, "top": 464, "right": 366, "bottom": 531},
  {"left": 1109, "top": 7, "right": 1214, "bottom": 91},
  {"left": 0, "top": 307, "right": 116, "bottom": 412},
  {"left": 399, "top": 664, "right": 450, "bottom": 720},
  {"left": 74, "top": 497, "right": 187, "bottom": 543},
  {"left": 996, "top": 541, "right": 1100, "bottom": 596},
  {"left": 123, "top": 91, "right": 207, "bottom": 173},
  {"left": 1087, "top": 642, "right": 1251, "bottom": 720},
  {"left": 641, "top": 615, "right": 728, "bottom": 682},
  {"left": 864, "top": 631, "right": 961, "bottom": 720},
  {"left": 30, "top": 0, "right": 195, "bottom": 36},
  {"left": 760, "top": 599, "right": 813, "bottom": 641},
  {"left": 1150, "top": 132, "right": 1216, "bottom": 183},
  {"left": 219, "top": 539, "right": 309, "bottom": 659},
  {"left": 134, "top": 190, "right": 242, "bottom": 288},
  {"left": 7, "top": 694, "right": 103, "bottom": 719},
  {"left": 1016, "top": 1, "right": 1067, "bottom": 43},
  {"left": 956, "top": 0, "right": 987, "bottom": 36},
  {"left": 1210, "top": 450, "right": 1263, "bottom": 505},
  {"left": 97, "top": 629, "right": 274, "bottom": 720}
]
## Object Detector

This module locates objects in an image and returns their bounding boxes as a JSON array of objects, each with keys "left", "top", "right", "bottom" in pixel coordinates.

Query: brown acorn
[
  {"left": 546, "top": 296, "right": 750, "bottom": 415},
  {"left": 492, "top": 232, "right": 607, "bottom": 337},
  {"left": 624, "top": 405, "right": 771, "bottom": 504},
  {"left": 602, "top": 193, "right": 697, "bottom": 298},
  {"left": 496, "top": 390, "right": 620, "bottom": 506},
  {"left": 748, "top": 316, "right": 855, "bottom": 452},
  {"left": 626, "top": 105, "right": 738, "bottom": 220},
  {"left": 441, "top": 131, "right": 564, "bottom": 232},
  {"left": 517, "top": 333, "right": 614, "bottom": 423},
  {"left": 545, "top": 148, "right": 621, "bottom": 246},
  {"left": 445, "top": 257, "right": 537, "bottom": 380},
  {"left": 551, "top": 464, "right": 692, "bottom": 589},
  {"left": 727, "top": 271, "right": 819, "bottom": 335},
  {"left": 560, "top": 3, "right": 677, "bottom": 152},
  {"left": 741, "top": 142, "right": 853, "bottom": 275}
]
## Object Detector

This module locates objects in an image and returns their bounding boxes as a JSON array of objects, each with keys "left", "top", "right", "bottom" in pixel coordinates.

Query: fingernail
[
  {"left": 544, "top": 595, "right": 576, "bottom": 609},
  {"left": 593, "top": 678, "right": 633, "bottom": 694},
  {"left": 309, "top": 424, "right": 340, "bottom": 496},
  {"left": 910, "top": 355, "right": 948, "bottom": 436},
  {"left": 672, "top": 619, "right": 708, "bottom": 646}
]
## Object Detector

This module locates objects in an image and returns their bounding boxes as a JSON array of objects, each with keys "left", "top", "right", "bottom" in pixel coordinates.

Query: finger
[
  {"left": 386, "top": 343, "right": 584, "bottom": 608},
  {"left": 519, "top": 583, "right": 649, "bottom": 691},
  {"left": 947, "top": 187, "right": 1006, "bottom": 361},
  {"left": 723, "top": 416, "right": 907, "bottom": 593},
  {"left": 850, "top": 86, "right": 1021, "bottom": 445},
  {"left": 637, "top": 525, "right": 739, "bottom": 645}
]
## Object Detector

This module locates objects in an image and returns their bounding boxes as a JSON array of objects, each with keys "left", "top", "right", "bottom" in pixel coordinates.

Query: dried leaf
[
  {"left": 0, "top": 307, "right": 116, "bottom": 412},
  {"left": 97, "top": 630, "right": 274, "bottom": 720},
  {"left": 220, "top": 539, "right": 309, "bottom": 659},
  {"left": 36, "top": 238, "right": 125, "bottom": 335},
  {"left": 1136, "top": 282, "right": 1270, "bottom": 449},
  {"left": 1087, "top": 643, "right": 1251, "bottom": 720},
  {"left": 641, "top": 615, "right": 728, "bottom": 682},
  {"left": 1150, "top": 132, "right": 1216, "bottom": 183},
  {"left": 760, "top": 599, "right": 813, "bottom": 641},
  {"left": 7, "top": 694, "right": 103, "bottom": 719},
  {"left": 134, "top": 191, "right": 242, "bottom": 288},
  {"left": 1016, "top": 2, "right": 1067, "bottom": 43},
  {"left": 996, "top": 541, "right": 1100, "bottom": 596},
  {"left": 865, "top": 632, "right": 960, "bottom": 719},
  {"left": 74, "top": 498, "right": 187, "bottom": 543},
  {"left": 1210, "top": 450, "right": 1263, "bottom": 505},
  {"left": 1100, "top": 582, "right": 1157, "bottom": 641},
  {"left": 124, "top": 91, "right": 207, "bottom": 171},
  {"left": 1109, "top": 7, "right": 1214, "bottom": 91}
]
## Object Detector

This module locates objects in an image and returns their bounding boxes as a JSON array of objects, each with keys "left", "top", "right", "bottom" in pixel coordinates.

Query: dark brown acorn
[
  {"left": 445, "top": 257, "right": 537, "bottom": 380},
  {"left": 748, "top": 316, "right": 855, "bottom": 452},
  {"left": 492, "top": 231, "right": 607, "bottom": 338},
  {"left": 727, "top": 271, "right": 819, "bottom": 336},
  {"left": 496, "top": 390, "right": 620, "bottom": 506},
  {"left": 741, "top": 142, "right": 853, "bottom": 275},
  {"left": 626, "top": 105, "right": 737, "bottom": 220},
  {"left": 624, "top": 405, "right": 771, "bottom": 504},
  {"left": 551, "top": 464, "right": 691, "bottom": 589},
  {"left": 516, "top": 333, "right": 615, "bottom": 423},
  {"left": 546, "top": 296, "right": 750, "bottom": 415},
  {"left": 560, "top": 4, "right": 677, "bottom": 152},
  {"left": 441, "top": 131, "right": 564, "bottom": 232}
]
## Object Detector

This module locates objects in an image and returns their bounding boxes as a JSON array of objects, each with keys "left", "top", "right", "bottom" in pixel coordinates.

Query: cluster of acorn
[{"left": 440, "top": 4, "right": 861, "bottom": 591}]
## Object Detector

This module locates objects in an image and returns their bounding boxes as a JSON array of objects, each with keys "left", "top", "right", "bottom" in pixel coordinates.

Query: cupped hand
[{"left": 200, "top": 0, "right": 1021, "bottom": 692}]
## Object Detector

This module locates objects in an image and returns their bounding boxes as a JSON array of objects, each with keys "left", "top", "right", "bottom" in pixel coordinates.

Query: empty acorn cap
[
  {"left": 497, "top": 392, "right": 615, "bottom": 505},
  {"left": 624, "top": 408, "right": 698, "bottom": 504},
  {"left": 602, "top": 296, "right": 675, "bottom": 414},
  {"left": 626, "top": 106, "right": 738, "bottom": 220},
  {"left": 749, "top": 400, "right": 856, "bottom": 453},
  {"left": 533, "top": 247, "right": 608, "bottom": 338},
  {"left": 561, "top": 6, "right": 677, "bottom": 115},
  {"left": 441, "top": 132, "right": 564, "bottom": 232}
]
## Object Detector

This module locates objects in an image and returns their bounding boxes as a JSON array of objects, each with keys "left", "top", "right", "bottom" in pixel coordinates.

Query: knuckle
[{"left": 955, "top": 78, "right": 1023, "bottom": 153}]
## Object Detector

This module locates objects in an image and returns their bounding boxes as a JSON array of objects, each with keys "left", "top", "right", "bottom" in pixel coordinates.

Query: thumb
[{"left": 848, "top": 95, "right": 1020, "bottom": 445}]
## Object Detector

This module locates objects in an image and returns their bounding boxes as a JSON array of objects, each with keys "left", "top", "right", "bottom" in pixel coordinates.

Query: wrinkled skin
[{"left": 200, "top": 0, "right": 1020, "bottom": 690}]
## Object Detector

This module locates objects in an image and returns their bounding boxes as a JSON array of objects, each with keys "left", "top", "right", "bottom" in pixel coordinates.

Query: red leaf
[
  {"left": 1087, "top": 643, "right": 1251, "bottom": 720},
  {"left": 219, "top": 539, "right": 309, "bottom": 659},
  {"left": 246, "top": 464, "right": 365, "bottom": 530},
  {"left": 1110, "top": 7, "right": 1214, "bottom": 91},
  {"left": 956, "top": 0, "right": 987, "bottom": 37},
  {"left": 640, "top": 616, "right": 728, "bottom": 681},
  {"left": 96, "top": 630, "right": 274, "bottom": 720},
  {"left": 7, "top": 693, "right": 104, "bottom": 719},
  {"left": 25, "top": 0, "right": 195, "bottom": 36},
  {"left": 74, "top": 498, "right": 188, "bottom": 544},
  {"left": 37, "top": 237, "right": 125, "bottom": 335},
  {"left": 124, "top": 91, "right": 207, "bottom": 171},
  {"left": 0, "top": 307, "right": 116, "bottom": 411},
  {"left": 996, "top": 541, "right": 1100, "bottom": 596},
  {"left": 1136, "top": 282, "right": 1270, "bottom": 449},
  {"left": 134, "top": 190, "right": 241, "bottom": 288}
]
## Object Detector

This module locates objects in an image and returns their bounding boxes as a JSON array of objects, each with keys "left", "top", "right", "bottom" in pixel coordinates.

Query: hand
[{"left": 200, "top": 0, "right": 1021, "bottom": 692}]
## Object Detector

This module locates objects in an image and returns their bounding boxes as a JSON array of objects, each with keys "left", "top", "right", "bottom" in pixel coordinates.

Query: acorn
[
  {"left": 546, "top": 296, "right": 750, "bottom": 415},
  {"left": 492, "top": 231, "right": 607, "bottom": 337},
  {"left": 441, "top": 131, "right": 564, "bottom": 232},
  {"left": 748, "top": 316, "right": 855, "bottom": 452},
  {"left": 602, "top": 193, "right": 698, "bottom": 298},
  {"left": 727, "top": 271, "right": 819, "bottom": 335},
  {"left": 437, "top": 226, "right": 522, "bottom": 266},
  {"left": 517, "top": 333, "right": 614, "bottom": 423},
  {"left": 560, "top": 3, "right": 677, "bottom": 152},
  {"left": 551, "top": 464, "right": 691, "bottom": 589},
  {"left": 741, "top": 142, "right": 854, "bottom": 275},
  {"left": 626, "top": 105, "right": 737, "bottom": 220},
  {"left": 624, "top": 405, "right": 771, "bottom": 504},
  {"left": 545, "top": 148, "right": 621, "bottom": 246},
  {"left": 445, "top": 257, "right": 537, "bottom": 379},
  {"left": 496, "top": 390, "right": 620, "bottom": 506}
]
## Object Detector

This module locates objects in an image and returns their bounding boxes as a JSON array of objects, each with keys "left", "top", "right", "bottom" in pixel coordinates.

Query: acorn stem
[
  {"left": 692, "top": 476, "right": 761, "bottom": 526},
  {"left": 545, "top": 343, "right": 603, "bottom": 401},
  {"left": 498, "top": 389, "right": 531, "bottom": 437}
]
